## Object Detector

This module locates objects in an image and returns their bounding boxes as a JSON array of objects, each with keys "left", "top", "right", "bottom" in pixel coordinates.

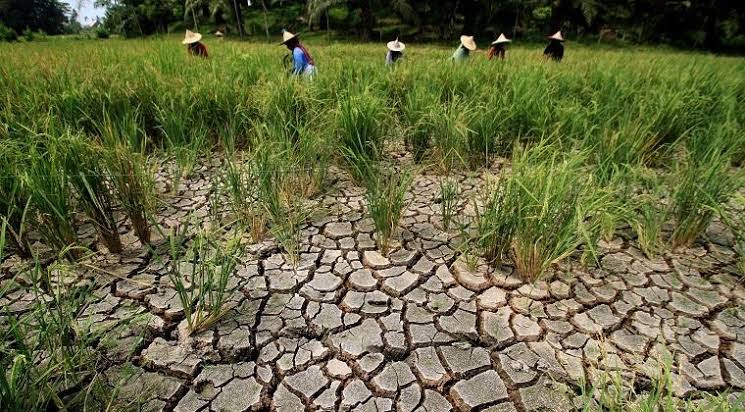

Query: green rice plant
[
  {"left": 471, "top": 177, "right": 518, "bottom": 265},
  {"left": 166, "top": 222, "right": 243, "bottom": 335},
  {"left": 0, "top": 258, "right": 114, "bottom": 411},
  {"left": 669, "top": 137, "right": 742, "bottom": 249},
  {"left": 439, "top": 178, "right": 460, "bottom": 232},
  {"left": 24, "top": 142, "right": 79, "bottom": 260},
  {"left": 60, "top": 135, "right": 122, "bottom": 253},
  {"left": 630, "top": 193, "right": 667, "bottom": 258},
  {"left": 105, "top": 145, "right": 157, "bottom": 246},
  {"left": 721, "top": 194, "right": 745, "bottom": 276},
  {"left": 336, "top": 91, "right": 387, "bottom": 174},
  {"left": 401, "top": 85, "right": 434, "bottom": 163},
  {"left": 0, "top": 142, "right": 32, "bottom": 256},
  {"left": 510, "top": 148, "right": 593, "bottom": 280},
  {"left": 216, "top": 155, "right": 267, "bottom": 242},
  {"left": 429, "top": 98, "right": 471, "bottom": 173},
  {"left": 254, "top": 143, "right": 312, "bottom": 265},
  {"left": 256, "top": 77, "right": 318, "bottom": 143},
  {"left": 357, "top": 157, "right": 413, "bottom": 255}
]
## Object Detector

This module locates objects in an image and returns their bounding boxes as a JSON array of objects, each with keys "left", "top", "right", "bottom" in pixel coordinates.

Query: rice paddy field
[{"left": 1, "top": 37, "right": 745, "bottom": 411}]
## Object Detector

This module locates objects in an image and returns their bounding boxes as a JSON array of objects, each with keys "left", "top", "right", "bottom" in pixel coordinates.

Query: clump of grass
[
  {"left": 337, "top": 92, "right": 387, "bottom": 175},
  {"left": 0, "top": 142, "right": 31, "bottom": 256},
  {"left": 254, "top": 142, "right": 312, "bottom": 265},
  {"left": 166, "top": 221, "right": 243, "bottom": 336},
  {"left": 354, "top": 156, "right": 413, "bottom": 255},
  {"left": 472, "top": 143, "right": 596, "bottom": 281},
  {"left": 216, "top": 155, "right": 267, "bottom": 242},
  {"left": 105, "top": 145, "right": 157, "bottom": 246},
  {"left": 61, "top": 134, "right": 122, "bottom": 253},
  {"left": 401, "top": 85, "right": 434, "bottom": 163},
  {"left": 669, "top": 136, "right": 741, "bottom": 248},
  {"left": 630, "top": 194, "right": 667, "bottom": 258},
  {"left": 429, "top": 98, "right": 470, "bottom": 173},
  {"left": 439, "top": 178, "right": 459, "bottom": 232},
  {"left": 0, "top": 258, "right": 116, "bottom": 410},
  {"left": 24, "top": 141, "right": 79, "bottom": 260}
]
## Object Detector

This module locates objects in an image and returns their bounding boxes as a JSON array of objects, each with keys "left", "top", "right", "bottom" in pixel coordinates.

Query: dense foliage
[
  {"left": 91, "top": 0, "right": 745, "bottom": 51},
  {"left": 0, "top": 0, "right": 70, "bottom": 35}
]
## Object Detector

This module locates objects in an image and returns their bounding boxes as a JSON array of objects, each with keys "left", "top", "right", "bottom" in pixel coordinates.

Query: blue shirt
[{"left": 292, "top": 47, "right": 312, "bottom": 75}]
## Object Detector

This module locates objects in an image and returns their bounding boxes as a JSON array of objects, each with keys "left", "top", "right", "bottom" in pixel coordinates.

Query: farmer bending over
[
  {"left": 183, "top": 30, "right": 208, "bottom": 58},
  {"left": 487, "top": 33, "right": 511, "bottom": 60},
  {"left": 281, "top": 30, "right": 316, "bottom": 78},
  {"left": 386, "top": 38, "right": 405, "bottom": 65},
  {"left": 543, "top": 31, "right": 565, "bottom": 62},
  {"left": 452, "top": 35, "right": 477, "bottom": 62}
]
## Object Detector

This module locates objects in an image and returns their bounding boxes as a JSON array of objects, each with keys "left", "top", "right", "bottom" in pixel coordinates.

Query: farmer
[
  {"left": 386, "top": 38, "right": 405, "bottom": 65},
  {"left": 281, "top": 29, "right": 317, "bottom": 78},
  {"left": 183, "top": 30, "right": 208, "bottom": 58},
  {"left": 543, "top": 31, "right": 565, "bottom": 62},
  {"left": 451, "top": 35, "right": 477, "bottom": 61},
  {"left": 487, "top": 33, "right": 511, "bottom": 60},
  {"left": 215, "top": 30, "right": 224, "bottom": 40}
]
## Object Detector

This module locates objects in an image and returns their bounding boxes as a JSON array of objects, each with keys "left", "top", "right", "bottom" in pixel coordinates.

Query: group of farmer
[{"left": 181, "top": 29, "right": 566, "bottom": 78}]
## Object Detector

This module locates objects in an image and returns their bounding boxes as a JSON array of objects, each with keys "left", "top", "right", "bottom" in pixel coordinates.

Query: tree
[{"left": 0, "top": 0, "right": 70, "bottom": 35}]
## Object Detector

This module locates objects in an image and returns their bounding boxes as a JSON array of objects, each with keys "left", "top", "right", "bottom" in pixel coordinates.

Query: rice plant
[
  {"left": 669, "top": 137, "right": 741, "bottom": 248},
  {"left": 630, "top": 194, "right": 667, "bottom": 258},
  {"left": 166, "top": 222, "right": 243, "bottom": 335},
  {"left": 105, "top": 145, "right": 157, "bottom": 246},
  {"left": 0, "top": 142, "right": 31, "bottom": 256},
  {"left": 60, "top": 134, "right": 122, "bottom": 253},
  {"left": 471, "top": 177, "right": 518, "bottom": 265},
  {"left": 429, "top": 98, "right": 471, "bottom": 173},
  {"left": 401, "top": 85, "right": 434, "bottom": 163},
  {"left": 216, "top": 155, "right": 267, "bottom": 242},
  {"left": 337, "top": 91, "right": 387, "bottom": 174},
  {"left": 358, "top": 157, "right": 413, "bottom": 255},
  {"left": 24, "top": 141, "right": 80, "bottom": 260},
  {"left": 439, "top": 178, "right": 460, "bottom": 232}
]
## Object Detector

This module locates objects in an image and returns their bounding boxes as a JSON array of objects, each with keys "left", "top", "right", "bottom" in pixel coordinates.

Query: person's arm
[
  {"left": 201, "top": 44, "right": 209, "bottom": 58},
  {"left": 386, "top": 51, "right": 393, "bottom": 65},
  {"left": 487, "top": 47, "right": 494, "bottom": 60},
  {"left": 292, "top": 48, "right": 305, "bottom": 74}
]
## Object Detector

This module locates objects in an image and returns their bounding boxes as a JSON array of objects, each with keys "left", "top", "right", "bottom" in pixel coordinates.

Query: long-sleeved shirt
[
  {"left": 543, "top": 41, "right": 564, "bottom": 61},
  {"left": 386, "top": 50, "right": 403, "bottom": 65},
  {"left": 187, "top": 42, "right": 208, "bottom": 58},
  {"left": 292, "top": 47, "right": 316, "bottom": 76},
  {"left": 487, "top": 45, "right": 505, "bottom": 60},
  {"left": 451, "top": 45, "right": 469, "bottom": 61}
]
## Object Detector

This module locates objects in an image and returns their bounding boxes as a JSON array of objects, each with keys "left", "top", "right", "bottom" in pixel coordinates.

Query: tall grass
[
  {"left": 361, "top": 161, "right": 413, "bottom": 255},
  {"left": 337, "top": 91, "right": 387, "bottom": 176},
  {"left": 669, "top": 135, "right": 742, "bottom": 248}
]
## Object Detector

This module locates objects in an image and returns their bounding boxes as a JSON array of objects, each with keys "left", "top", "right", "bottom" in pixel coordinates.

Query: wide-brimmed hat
[
  {"left": 548, "top": 31, "right": 565, "bottom": 42},
  {"left": 280, "top": 29, "right": 299, "bottom": 45},
  {"left": 387, "top": 38, "right": 406, "bottom": 52},
  {"left": 460, "top": 35, "right": 477, "bottom": 51},
  {"left": 182, "top": 30, "right": 202, "bottom": 45},
  {"left": 491, "top": 33, "right": 512, "bottom": 45},
  {"left": 215, "top": 30, "right": 224, "bottom": 37}
]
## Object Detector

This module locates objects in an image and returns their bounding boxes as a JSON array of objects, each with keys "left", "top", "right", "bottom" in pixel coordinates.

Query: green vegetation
[{"left": 0, "top": 37, "right": 743, "bottom": 410}]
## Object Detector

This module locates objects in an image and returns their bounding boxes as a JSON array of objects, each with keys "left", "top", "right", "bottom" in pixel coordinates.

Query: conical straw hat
[
  {"left": 548, "top": 31, "right": 564, "bottom": 41},
  {"left": 215, "top": 30, "right": 224, "bottom": 37},
  {"left": 491, "top": 33, "right": 512, "bottom": 45},
  {"left": 387, "top": 38, "right": 406, "bottom": 52},
  {"left": 280, "top": 29, "right": 299, "bottom": 45},
  {"left": 182, "top": 30, "right": 202, "bottom": 45},
  {"left": 460, "top": 35, "right": 477, "bottom": 51}
]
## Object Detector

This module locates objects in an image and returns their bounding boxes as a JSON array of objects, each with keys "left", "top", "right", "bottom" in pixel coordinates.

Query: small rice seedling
[
  {"left": 439, "top": 178, "right": 460, "bottom": 232},
  {"left": 630, "top": 193, "right": 667, "bottom": 258},
  {"left": 60, "top": 135, "right": 122, "bottom": 253},
  {"left": 669, "top": 137, "right": 741, "bottom": 249},
  {"left": 216, "top": 155, "right": 267, "bottom": 242},
  {"left": 358, "top": 158, "right": 413, "bottom": 255},
  {"left": 471, "top": 178, "right": 518, "bottom": 265},
  {"left": 166, "top": 221, "right": 243, "bottom": 335}
]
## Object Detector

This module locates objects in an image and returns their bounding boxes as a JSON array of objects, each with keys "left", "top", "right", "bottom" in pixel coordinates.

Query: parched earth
[{"left": 2, "top": 160, "right": 745, "bottom": 412}]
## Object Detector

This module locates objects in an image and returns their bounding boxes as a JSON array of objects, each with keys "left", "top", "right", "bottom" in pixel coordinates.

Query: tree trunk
[
  {"left": 233, "top": 0, "right": 245, "bottom": 39},
  {"left": 360, "top": 0, "right": 375, "bottom": 40},
  {"left": 260, "top": 0, "right": 270, "bottom": 39}
]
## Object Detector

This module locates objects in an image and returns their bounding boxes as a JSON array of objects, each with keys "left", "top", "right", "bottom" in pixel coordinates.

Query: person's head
[{"left": 284, "top": 37, "right": 299, "bottom": 51}]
